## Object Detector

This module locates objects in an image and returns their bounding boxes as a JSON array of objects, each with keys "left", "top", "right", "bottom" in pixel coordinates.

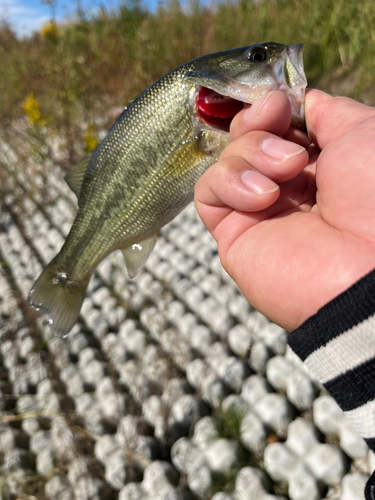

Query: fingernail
[
  {"left": 241, "top": 170, "right": 279, "bottom": 195},
  {"left": 262, "top": 138, "right": 305, "bottom": 161},
  {"left": 244, "top": 91, "right": 274, "bottom": 121}
]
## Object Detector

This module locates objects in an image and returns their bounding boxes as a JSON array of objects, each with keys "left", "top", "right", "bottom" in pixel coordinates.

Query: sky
[{"left": 0, "top": 0, "right": 159, "bottom": 37}]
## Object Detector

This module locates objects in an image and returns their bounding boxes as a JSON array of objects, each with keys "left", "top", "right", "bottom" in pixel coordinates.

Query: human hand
[{"left": 195, "top": 90, "right": 375, "bottom": 331}]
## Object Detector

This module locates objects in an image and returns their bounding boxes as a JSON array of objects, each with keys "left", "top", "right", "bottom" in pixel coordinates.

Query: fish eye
[{"left": 247, "top": 47, "right": 267, "bottom": 63}]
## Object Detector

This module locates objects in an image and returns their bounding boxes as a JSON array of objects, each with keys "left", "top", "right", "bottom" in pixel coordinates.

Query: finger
[
  {"left": 230, "top": 91, "right": 292, "bottom": 141},
  {"left": 305, "top": 89, "right": 375, "bottom": 149},
  {"left": 195, "top": 151, "right": 317, "bottom": 239},
  {"left": 195, "top": 157, "right": 280, "bottom": 234},
  {"left": 213, "top": 168, "right": 317, "bottom": 252},
  {"left": 282, "top": 126, "right": 312, "bottom": 149},
  {"left": 220, "top": 131, "right": 309, "bottom": 183}
]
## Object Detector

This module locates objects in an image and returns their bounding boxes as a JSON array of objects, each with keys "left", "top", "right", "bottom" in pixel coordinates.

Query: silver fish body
[{"left": 28, "top": 42, "right": 307, "bottom": 337}]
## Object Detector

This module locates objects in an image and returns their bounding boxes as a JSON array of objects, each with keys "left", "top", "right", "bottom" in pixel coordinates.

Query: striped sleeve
[{"left": 288, "top": 269, "right": 375, "bottom": 452}]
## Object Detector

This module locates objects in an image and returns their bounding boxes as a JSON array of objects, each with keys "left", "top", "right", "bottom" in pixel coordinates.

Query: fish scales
[
  {"left": 65, "top": 69, "right": 210, "bottom": 276},
  {"left": 28, "top": 42, "right": 307, "bottom": 337}
]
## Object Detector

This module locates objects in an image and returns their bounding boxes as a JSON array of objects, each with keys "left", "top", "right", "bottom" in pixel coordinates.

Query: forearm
[{"left": 288, "top": 269, "right": 375, "bottom": 452}]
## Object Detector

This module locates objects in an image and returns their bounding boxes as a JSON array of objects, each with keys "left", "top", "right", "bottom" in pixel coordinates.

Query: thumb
[
  {"left": 305, "top": 89, "right": 375, "bottom": 149},
  {"left": 315, "top": 114, "right": 375, "bottom": 247}
]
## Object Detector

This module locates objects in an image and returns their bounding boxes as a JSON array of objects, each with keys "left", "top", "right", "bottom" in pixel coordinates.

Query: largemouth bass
[{"left": 29, "top": 42, "right": 307, "bottom": 337}]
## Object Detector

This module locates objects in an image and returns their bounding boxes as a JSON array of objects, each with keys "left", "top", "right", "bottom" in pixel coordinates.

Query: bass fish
[{"left": 29, "top": 42, "right": 307, "bottom": 337}]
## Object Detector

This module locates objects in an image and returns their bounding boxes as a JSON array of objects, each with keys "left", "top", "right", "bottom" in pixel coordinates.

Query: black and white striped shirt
[{"left": 288, "top": 270, "right": 375, "bottom": 497}]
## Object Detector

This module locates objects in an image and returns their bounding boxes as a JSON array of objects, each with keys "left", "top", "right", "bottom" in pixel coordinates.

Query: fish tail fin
[{"left": 28, "top": 258, "right": 89, "bottom": 338}]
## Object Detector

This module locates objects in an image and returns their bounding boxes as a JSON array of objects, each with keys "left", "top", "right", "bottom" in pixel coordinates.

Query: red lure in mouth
[{"left": 196, "top": 87, "right": 245, "bottom": 132}]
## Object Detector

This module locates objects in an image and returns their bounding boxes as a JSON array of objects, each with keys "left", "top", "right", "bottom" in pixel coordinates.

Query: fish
[{"left": 28, "top": 42, "right": 307, "bottom": 337}]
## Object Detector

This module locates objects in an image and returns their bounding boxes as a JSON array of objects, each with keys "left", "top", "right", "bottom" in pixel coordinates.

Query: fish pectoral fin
[
  {"left": 121, "top": 233, "right": 159, "bottom": 279},
  {"left": 65, "top": 152, "right": 93, "bottom": 198}
]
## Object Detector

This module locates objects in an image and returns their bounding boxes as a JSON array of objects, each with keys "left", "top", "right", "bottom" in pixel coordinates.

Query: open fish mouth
[
  {"left": 196, "top": 87, "right": 245, "bottom": 132},
  {"left": 194, "top": 43, "right": 307, "bottom": 131}
]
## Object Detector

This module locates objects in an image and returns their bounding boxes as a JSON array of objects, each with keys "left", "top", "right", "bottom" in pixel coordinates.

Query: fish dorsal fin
[
  {"left": 121, "top": 232, "right": 158, "bottom": 279},
  {"left": 64, "top": 152, "right": 93, "bottom": 198}
]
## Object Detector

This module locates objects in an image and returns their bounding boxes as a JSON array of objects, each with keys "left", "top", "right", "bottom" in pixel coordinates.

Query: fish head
[{"left": 185, "top": 42, "right": 307, "bottom": 131}]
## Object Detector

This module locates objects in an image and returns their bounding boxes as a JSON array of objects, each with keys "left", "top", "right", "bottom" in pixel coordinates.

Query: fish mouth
[
  {"left": 194, "top": 43, "right": 307, "bottom": 132},
  {"left": 196, "top": 86, "right": 245, "bottom": 132},
  {"left": 273, "top": 43, "right": 307, "bottom": 127}
]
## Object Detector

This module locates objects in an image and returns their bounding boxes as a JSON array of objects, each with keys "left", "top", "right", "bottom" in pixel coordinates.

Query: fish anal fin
[
  {"left": 121, "top": 233, "right": 159, "bottom": 279},
  {"left": 64, "top": 152, "right": 93, "bottom": 198}
]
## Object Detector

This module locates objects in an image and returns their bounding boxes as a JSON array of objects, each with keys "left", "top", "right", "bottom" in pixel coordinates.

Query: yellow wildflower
[
  {"left": 23, "top": 93, "right": 46, "bottom": 126},
  {"left": 41, "top": 21, "right": 58, "bottom": 40},
  {"left": 83, "top": 126, "right": 99, "bottom": 154}
]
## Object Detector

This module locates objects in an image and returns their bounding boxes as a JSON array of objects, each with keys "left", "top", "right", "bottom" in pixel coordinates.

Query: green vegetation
[
  {"left": 211, "top": 467, "right": 242, "bottom": 495},
  {"left": 214, "top": 404, "right": 246, "bottom": 441},
  {"left": 1, "top": 0, "right": 375, "bottom": 172},
  {"left": 1, "top": 0, "right": 374, "bottom": 214},
  {"left": 210, "top": 405, "right": 256, "bottom": 495}
]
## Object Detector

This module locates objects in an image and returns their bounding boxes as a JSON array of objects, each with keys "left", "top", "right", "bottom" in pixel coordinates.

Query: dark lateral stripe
[
  {"left": 365, "top": 437, "right": 375, "bottom": 453},
  {"left": 323, "top": 357, "right": 375, "bottom": 412},
  {"left": 288, "top": 269, "right": 375, "bottom": 361}
]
